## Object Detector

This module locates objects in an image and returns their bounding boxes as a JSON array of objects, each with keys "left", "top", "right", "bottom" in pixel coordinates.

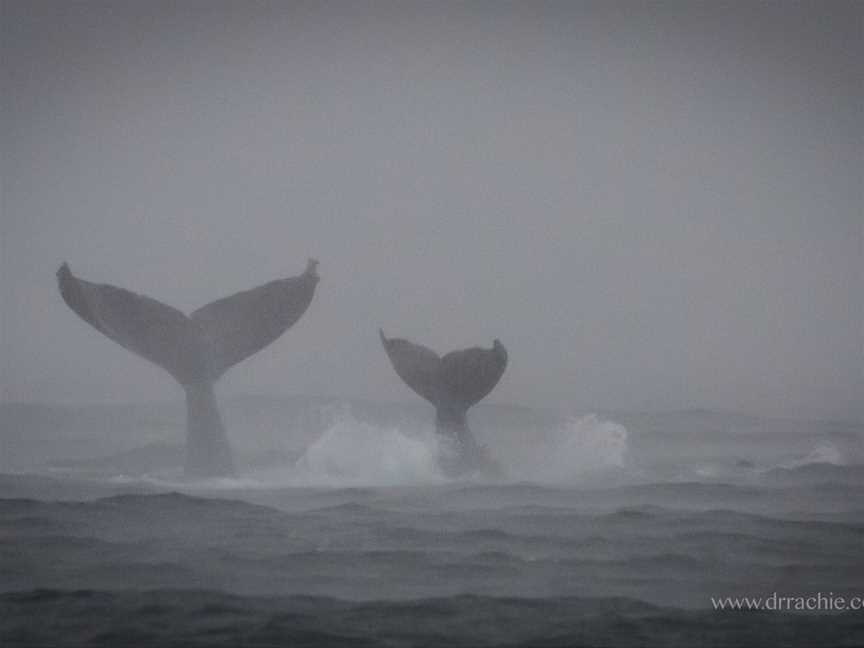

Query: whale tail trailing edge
[
  {"left": 57, "top": 260, "right": 319, "bottom": 477},
  {"left": 379, "top": 330, "right": 508, "bottom": 474}
]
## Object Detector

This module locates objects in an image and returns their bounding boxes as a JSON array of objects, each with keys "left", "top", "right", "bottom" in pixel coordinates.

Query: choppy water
[{"left": 1, "top": 401, "right": 862, "bottom": 646}]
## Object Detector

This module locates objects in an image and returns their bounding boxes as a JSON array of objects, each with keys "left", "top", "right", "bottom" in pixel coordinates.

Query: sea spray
[
  {"left": 291, "top": 409, "right": 630, "bottom": 486},
  {"left": 106, "top": 406, "right": 630, "bottom": 489},
  {"left": 494, "top": 415, "right": 629, "bottom": 483},
  {"left": 780, "top": 442, "right": 845, "bottom": 469},
  {"left": 293, "top": 407, "right": 444, "bottom": 486}
]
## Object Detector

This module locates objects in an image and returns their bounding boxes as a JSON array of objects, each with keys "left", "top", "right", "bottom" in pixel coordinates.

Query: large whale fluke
[
  {"left": 57, "top": 260, "right": 319, "bottom": 477},
  {"left": 379, "top": 330, "right": 508, "bottom": 475}
]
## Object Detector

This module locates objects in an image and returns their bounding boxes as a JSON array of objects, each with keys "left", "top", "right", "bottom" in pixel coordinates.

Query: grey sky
[{"left": 2, "top": 1, "right": 861, "bottom": 421}]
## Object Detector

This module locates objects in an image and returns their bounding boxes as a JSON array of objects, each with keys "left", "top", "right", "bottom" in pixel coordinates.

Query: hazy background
[{"left": 2, "top": 1, "right": 861, "bottom": 421}]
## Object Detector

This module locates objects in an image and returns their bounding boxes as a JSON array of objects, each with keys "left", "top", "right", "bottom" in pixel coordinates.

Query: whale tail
[
  {"left": 379, "top": 330, "right": 507, "bottom": 474},
  {"left": 57, "top": 260, "right": 319, "bottom": 477}
]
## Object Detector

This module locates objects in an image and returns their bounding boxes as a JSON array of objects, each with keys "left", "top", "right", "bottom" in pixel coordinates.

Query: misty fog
[
  {"left": 2, "top": 1, "right": 860, "bottom": 422},
  {"left": 3, "top": 3, "right": 864, "bottom": 647}
]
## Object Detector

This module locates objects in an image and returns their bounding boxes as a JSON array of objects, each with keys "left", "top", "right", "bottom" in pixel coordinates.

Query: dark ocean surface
[{"left": 1, "top": 398, "right": 862, "bottom": 646}]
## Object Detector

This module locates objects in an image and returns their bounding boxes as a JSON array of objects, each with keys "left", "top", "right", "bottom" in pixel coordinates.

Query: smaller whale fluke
[
  {"left": 379, "top": 330, "right": 508, "bottom": 475},
  {"left": 57, "top": 259, "right": 320, "bottom": 477}
]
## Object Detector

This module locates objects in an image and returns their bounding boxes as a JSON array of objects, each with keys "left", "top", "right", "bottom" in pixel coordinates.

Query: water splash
[
  {"left": 106, "top": 407, "right": 629, "bottom": 489},
  {"left": 292, "top": 409, "right": 444, "bottom": 487},
  {"left": 495, "top": 415, "right": 628, "bottom": 483}
]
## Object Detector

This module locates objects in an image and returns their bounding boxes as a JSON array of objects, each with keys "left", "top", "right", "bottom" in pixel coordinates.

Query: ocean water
[{"left": 1, "top": 399, "right": 862, "bottom": 646}]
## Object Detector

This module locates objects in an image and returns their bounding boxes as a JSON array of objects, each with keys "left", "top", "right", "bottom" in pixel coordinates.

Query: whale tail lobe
[
  {"left": 57, "top": 261, "right": 319, "bottom": 477},
  {"left": 57, "top": 262, "right": 207, "bottom": 384}
]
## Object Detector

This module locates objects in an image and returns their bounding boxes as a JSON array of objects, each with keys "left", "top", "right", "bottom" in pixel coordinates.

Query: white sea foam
[
  {"left": 290, "top": 412, "right": 445, "bottom": 487},
  {"left": 779, "top": 442, "right": 845, "bottom": 469},
  {"left": 285, "top": 410, "right": 630, "bottom": 487}
]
